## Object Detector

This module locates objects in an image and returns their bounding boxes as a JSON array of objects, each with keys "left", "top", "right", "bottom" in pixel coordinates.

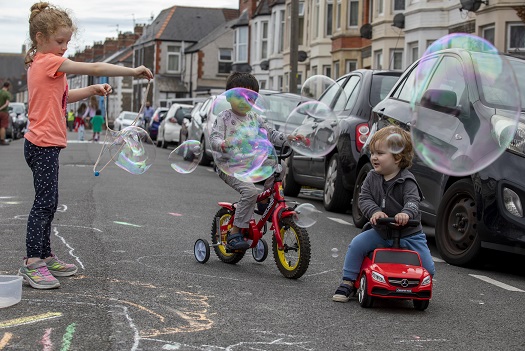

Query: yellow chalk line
[
  {"left": 0, "top": 312, "right": 62, "bottom": 329},
  {"left": 0, "top": 333, "right": 13, "bottom": 349}
]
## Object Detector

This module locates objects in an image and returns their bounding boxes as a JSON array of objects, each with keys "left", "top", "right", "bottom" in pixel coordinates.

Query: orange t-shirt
[{"left": 25, "top": 53, "right": 69, "bottom": 148}]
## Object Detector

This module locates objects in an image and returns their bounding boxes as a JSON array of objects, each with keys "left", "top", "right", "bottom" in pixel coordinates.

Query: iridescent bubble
[
  {"left": 207, "top": 89, "right": 277, "bottom": 183},
  {"left": 169, "top": 140, "right": 202, "bottom": 174},
  {"left": 410, "top": 33, "right": 521, "bottom": 176},
  {"left": 331, "top": 248, "right": 339, "bottom": 258},
  {"left": 109, "top": 126, "right": 155, "bottom": 175},
  {"left": 293, "top": 203, "right": 321, "bottom": 228},
  {"left": 301, "top": 75, "right": 347, "bottom": 114},
  {"left": 386, "top": 133, "right": 405, "bottom": 154},
  {"left": 285, "top": 101, "right": 339, "bottom": 157}
]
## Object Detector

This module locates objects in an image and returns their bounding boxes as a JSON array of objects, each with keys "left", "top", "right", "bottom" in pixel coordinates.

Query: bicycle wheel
[
  {"left": 272, "top": 218, "right": 311, "bottom": 279},
  {"left": 211, "top": 207, "right": 245, "bottom": 264}
]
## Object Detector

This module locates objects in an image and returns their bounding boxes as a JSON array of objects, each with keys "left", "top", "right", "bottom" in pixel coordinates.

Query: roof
[
  {"left": 186, "top": 18, "right": 237, "bottom": 53},
  {"left": 135, "top": 6, "right": 239, "bottom": 46},
  {"left": 0, "top": 53, "right": 26, "bottom": 92},
  {"left": 254, "top": 0, "right": 271, "bottom": 17}
]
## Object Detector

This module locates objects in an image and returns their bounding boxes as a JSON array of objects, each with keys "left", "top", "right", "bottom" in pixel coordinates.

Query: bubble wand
[{"left": 93, "top": 81, "right": 151, "bottom": 176}]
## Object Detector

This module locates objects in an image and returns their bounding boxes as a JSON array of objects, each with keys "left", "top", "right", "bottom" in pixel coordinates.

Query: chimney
[
  {"left": 134, "top": 24, "right": 144, "bottom": 37},
  {"left": 93, "top": 42, "right": 104, "bottom": 60},
  {"left": 83, "top": 46, "right": 93, "bottom": 62},
  {"left": 103, "top": 37, "right": 118, "bottom": 57}
]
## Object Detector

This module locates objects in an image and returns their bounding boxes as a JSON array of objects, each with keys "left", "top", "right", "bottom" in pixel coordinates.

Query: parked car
[
  {"left": 113, "top": 111, "right": 140, "bottom": 131},
  {"left": 180, "top": 102, "right": 203, "bottom": 144},
  {"left": 283, "top": 69, "right": 402, "bottom": 212},
  {"left": 187, "top": 90, "right": 306, "bottom": 166},
  {"left": 156, "top": 103, "right": 194, "bottom": 148},
  {"left": 7, "top": 102, "right": 28, "bottom": 139},
  {"left": 353, "top": 48, "right": 525, "bottom": 266},
  {"left": 147, "top": 107, "right": 169, "bottom": 141}
]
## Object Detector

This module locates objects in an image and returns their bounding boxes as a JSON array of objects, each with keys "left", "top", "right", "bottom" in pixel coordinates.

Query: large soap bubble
[
  {"left": 169, "top": 140, "right": 202, "bottom": 174},
  {"left": 109, "top": 126, "right": 155, "bottom": 175},
  {"left": 285, "top": 100, "right": 339, "bottom": 157},
  {"left": 207, "top": 89, "right": 277, "bottom": 183},
  {"left": 410, "top": 33, "right": 521, "bottom": 176}
]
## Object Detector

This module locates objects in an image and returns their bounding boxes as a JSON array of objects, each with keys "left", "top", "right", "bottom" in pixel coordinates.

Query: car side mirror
[{"left": 420, "top": 89, "right": 460, "bottom": 117}]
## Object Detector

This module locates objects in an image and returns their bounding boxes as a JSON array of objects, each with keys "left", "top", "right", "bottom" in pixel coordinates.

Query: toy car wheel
[
  {"left": 194, "top": 239, "right": 210, "bottom": 263},
  {"left": 357, "top": 274, "right": 373, "bottom": 308},
  {"left": 252, "top": 239, "right": 268, "bottom": 262},
  {"left": 413, "top": 299, "right": 430, "bottom": 311}
]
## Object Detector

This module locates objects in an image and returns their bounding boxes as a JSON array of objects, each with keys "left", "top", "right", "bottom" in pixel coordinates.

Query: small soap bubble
[
  {"left": 293, "top": 203, "right": 321, "bottom": 228},
  {"left": 169, "top": 140, "right": 202, "bottom": 174},
  {"left": 331, "top": 248, "right": 339, "bottom": 258},
  {"left": 386, "top": 133, "right": 405, "bottom": 154}
]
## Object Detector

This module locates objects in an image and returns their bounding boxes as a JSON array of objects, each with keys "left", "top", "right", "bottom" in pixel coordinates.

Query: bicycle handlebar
[{"left": 376, "top": 217, "right": 420, "bottom": 227}]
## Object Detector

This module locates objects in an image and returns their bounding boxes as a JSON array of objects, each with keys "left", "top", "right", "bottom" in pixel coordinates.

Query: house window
[
  {"left": 260, "top": 80, "right": 266, "bottom": 90},
  {"left": 336, "top": 0, "right": 342, "bottom": 30},
  {"left": 323, "top": 65, "right": 332, "bottom": 77},
  {"left": 299, "top": 1, "right": 305, "bottom": 45},
  {"left": 218, "top": 49, "right": 232, "bottom": 74},
  {"left": 167, "top": 45, "right": 181, "bottom": 73},
  {"left": 347, "top": 0, "right": 359, "bottom": 27},
  {"left": 345, "top": 59, "right": 357, "bottom": 73},
  {"left": 393, "top": 0, "right": 405, "bottom": 11},
  {"left": 279, "top": 9, "right": 285, "bottom": 53},
  {"left": 334, "top": 61, "right": 340, "bottom": 79},
  {"left": 234, "top": 27, "right": 248, "bottom": 62},
  {"left": 482, "top": 25, "right": 495, "bottom": 46},
  {"left": 326, "top": 0, "right": 333, "bottom": 36},
  {"left": 278, "top": 75, "right": 284, "bottom": 90},
  {"left": 378, "top": 0, "right": 384, "bottom": 16},
  {"left": 390, "top": 49, "right": 403, "bottom": 70},
  {"left": 314, "top": 0, "right": 320, "bottom": 38},
  {"left": 408, "top": 42, "right": 418, "bottom": 64},
  {"left": 261, "top": 21, "right": 269, "bottom": 59},
  {"left": 507, "top": 23, "right": 525, "bottom": 51},
  {"left": 374, "top": 50, "right": 383, "bottom": 69}
]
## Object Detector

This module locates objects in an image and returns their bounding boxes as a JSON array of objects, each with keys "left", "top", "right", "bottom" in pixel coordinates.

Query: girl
[{"left": 19, "top": 1, "right": 153, "bottom": 290}]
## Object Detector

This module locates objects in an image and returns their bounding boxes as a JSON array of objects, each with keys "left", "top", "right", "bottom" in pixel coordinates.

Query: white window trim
[
  {"left": 393, "top": 0, "right": 405, "bottom": 13},
  {"left": 347, "top": 0, "right": 359, "bottom": 28},
  {"left": 234, "top": 27, "right": 248, "bottom": 63},
  {"left": 507, "top": 23, "right": 525, "bottom": 51},
  {"left": 167, "top": 45, "right": 181, "bottom": 73}
]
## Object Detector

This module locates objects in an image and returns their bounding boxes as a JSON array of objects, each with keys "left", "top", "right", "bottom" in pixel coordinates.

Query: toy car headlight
[
  {"left": 421, "top": 275, "right": 431, "bottom": 286},
  {"left": 372, "top": 271, "right": 386, "bottom": 283}
]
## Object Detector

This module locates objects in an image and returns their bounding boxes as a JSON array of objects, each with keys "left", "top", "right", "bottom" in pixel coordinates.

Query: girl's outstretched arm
[
  {"left": 68, "top": 84, "right": 112, "bottom": 104},
  {"left": 58, "top": 59, "right": 153, "bottom": 79}
]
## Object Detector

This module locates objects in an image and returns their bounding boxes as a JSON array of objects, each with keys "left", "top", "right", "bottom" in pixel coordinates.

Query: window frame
[{"left": 166, "top": 45, "right": 182, "bottom": 73}]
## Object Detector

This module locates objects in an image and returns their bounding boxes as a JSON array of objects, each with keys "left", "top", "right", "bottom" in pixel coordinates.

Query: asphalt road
[{"left": 1, "top": 131, "right": 524, "bottom": 351}]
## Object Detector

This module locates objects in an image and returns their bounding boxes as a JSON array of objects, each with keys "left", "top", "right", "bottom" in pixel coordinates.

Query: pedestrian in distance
[
  {"left": 67, "top": 108, "right": 74, "bottom": 131},
  {"left": 74, "top": 102, "right": 86, "bottom": 133},
  {"left": 82, "top": 95, "right": 98, "bottom": 129},
  {"left": 143, "top": 101, "right": 154, "bottom": 129},
  {"left": 0, "top": 81, "right": 12, "bottom": 145},
  {"left": 19, "top": 1, "right": 153, "bottom": 290},
  {"left": 332, "top": 125, "right": 436, "bottom": 302},
  {"left": 209, "top": 72, "right": 305, "bottom": 250},
  {"left": 90, "top": 109, "right": 104, "bottom": 142}
]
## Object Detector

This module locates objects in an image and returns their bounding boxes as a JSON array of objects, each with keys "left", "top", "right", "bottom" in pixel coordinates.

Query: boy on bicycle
[
  {"left": 210, "top": 72, "right": 302, "bottom": 250},
  {"left": 333, "top": 125, "right": 436, "bottom": 302}
]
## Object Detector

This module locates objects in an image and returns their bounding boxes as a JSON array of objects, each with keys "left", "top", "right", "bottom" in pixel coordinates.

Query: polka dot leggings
[{"left": 24, "top": 139, "right": 61, "bottom": 259}]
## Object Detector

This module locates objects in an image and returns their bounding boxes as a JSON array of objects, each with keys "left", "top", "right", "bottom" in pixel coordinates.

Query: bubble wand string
[{"left": 93, "top": 81, "right": 151, "bottom": 176}]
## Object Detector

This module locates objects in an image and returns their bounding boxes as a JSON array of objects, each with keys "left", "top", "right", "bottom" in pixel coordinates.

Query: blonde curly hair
[{"left": 369, "top": 125, "right": 414, "bottom": 169}]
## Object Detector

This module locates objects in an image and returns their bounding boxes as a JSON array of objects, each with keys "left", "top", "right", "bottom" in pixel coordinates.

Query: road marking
[
  {"left": 169, "top": 212, "right": 183, "bottom": 216},
  {"left": 0, "top": 312, "right": 62, "bottom": 329},
  {"left": 113, "top": 221, "right": 142, "bottom": 227},
  {"left": 327, "top": 217, "right": 353, "bottom": 225},
  {"left": 0, "top": 333, "right": 13, "bottom": 349},
  {"left": 469, "top": 274, "right": 525, "bottom": 292}
]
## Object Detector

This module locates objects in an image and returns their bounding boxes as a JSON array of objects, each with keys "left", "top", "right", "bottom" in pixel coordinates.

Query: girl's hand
[
  {"left": 92, "top": 84, "right": 112, "bottom": 96},
  {"left": 370, "top": 211, "right": 387, "bottom": 225},
  {"left": 394, "top": 213, "right": 409, "bottom": 226},
  {"left": 288, "top": 134, "right": 310, "bottom": 145},
  {"left": 134, "top": 66, "right": 154, "bottom": 80}
]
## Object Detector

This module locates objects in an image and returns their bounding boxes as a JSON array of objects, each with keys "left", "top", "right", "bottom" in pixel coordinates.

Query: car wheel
[
  {"left": 435, "top": 178, "right": 482, "bottom": 266},
  {"left": 323, "top": 153, "right": 351, "bottom": 213},
  {"left": 283, "top": 156, "right": 301, "bottom": 197},
  {"left": 198, "top": 137, "right": 212, "bottom": 166},
  {"left": 156, "top": 135, "right": 162, "bottom": 148},
  {"left": 352, "top": 163, "right": 373, "bottom": 228}
]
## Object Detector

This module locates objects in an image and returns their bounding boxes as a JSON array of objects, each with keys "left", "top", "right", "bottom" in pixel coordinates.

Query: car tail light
[{"left": 355, "top": 123, "right": 370, "bottom": 152}]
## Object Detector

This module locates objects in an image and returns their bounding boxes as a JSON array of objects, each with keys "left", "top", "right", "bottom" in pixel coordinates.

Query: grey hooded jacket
[{"left": 358, "top": 168, "right": 424, "bottom": 239}]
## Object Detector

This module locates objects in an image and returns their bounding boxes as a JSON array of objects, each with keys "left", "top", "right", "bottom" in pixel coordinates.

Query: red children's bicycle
[{"left": 193, "top": 145, "right": 311, "bottom": 279}]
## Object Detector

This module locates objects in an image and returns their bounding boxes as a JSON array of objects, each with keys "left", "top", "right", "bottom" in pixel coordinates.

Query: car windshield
[
  {"left": 9, "top": 104, "right": 25, "bottom": 114},
  {"left": 369, "top": 75, "right": 400, "bottom": 106},
  {"left": 123, "top": 113, "right": 138, "bottom": 120},
  {"left": 264, "top": 94, "right": 302, "bottom": 122},
  {"left": 472, "top": 52, "right": 525, "bottom": 111}
]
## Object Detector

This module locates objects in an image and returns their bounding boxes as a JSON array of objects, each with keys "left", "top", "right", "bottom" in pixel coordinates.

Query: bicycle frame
[{"left": 216, "top": 171, "right": 297, "bottom": 250}]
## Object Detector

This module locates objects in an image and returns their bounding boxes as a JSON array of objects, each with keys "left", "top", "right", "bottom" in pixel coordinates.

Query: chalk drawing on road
[
  {"left": 114, "top": 221, "right": 142, "bottom": 227},
  {"left": 52, "top": 226, "right": 84, "bottom": 269},
  {"left": 0, "top": 312, "right": 63, "bottom": 329},
  {"left": 0, "top": 332, "right": 13, "bottom": 350}
]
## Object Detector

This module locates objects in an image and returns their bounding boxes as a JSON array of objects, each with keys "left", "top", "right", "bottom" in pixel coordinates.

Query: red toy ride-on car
[{"left": 355, "top": 218, "right": 433, "bottom": 311}]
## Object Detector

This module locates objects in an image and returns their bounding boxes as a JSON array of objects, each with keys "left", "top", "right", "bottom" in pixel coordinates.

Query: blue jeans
[{"left": 341, "top": 228, "right": 436, "bottom": 281}]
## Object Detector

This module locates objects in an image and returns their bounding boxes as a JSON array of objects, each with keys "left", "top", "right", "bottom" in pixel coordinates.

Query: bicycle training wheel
[
  {"left": 194, "top": 239, "right": 210, "bottom": 263},
  {"left": 252, "top": 238, "right": 268, "bottom": 262}
]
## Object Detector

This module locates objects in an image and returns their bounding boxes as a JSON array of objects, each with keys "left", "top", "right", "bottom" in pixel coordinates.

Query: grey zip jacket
[{"left": 358, "top": 168, "right": 424, "bottom": 239}]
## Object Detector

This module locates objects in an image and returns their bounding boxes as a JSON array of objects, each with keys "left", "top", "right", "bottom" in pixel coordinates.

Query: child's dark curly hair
[
  {"left": 369, "top": 125, "right": 414, "bottom": 169},
  {"left": 226, "top": 72, "right": 259, "bottom": 92}
]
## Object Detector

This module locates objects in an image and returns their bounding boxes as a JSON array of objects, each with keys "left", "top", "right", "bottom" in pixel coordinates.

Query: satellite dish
[
  {"left": 392, "top": 13, "right": 405, "bottom": 29},
  {"left": 459, "top": 0, "right": 487, "bottom": 12},
  {"left": 360, "top": 24, "right": 372, "bottom": 39},
  {"left": 298, "top": 50, "right": 308, "bottom": 62},
  {"left": 260, "top": 60, "right": 269, "bottom": 71}
]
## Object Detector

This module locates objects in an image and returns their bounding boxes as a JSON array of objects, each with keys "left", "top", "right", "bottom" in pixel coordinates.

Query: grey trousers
[{"left": 218, "top": 162, "right": 287, "bottom": 228}]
